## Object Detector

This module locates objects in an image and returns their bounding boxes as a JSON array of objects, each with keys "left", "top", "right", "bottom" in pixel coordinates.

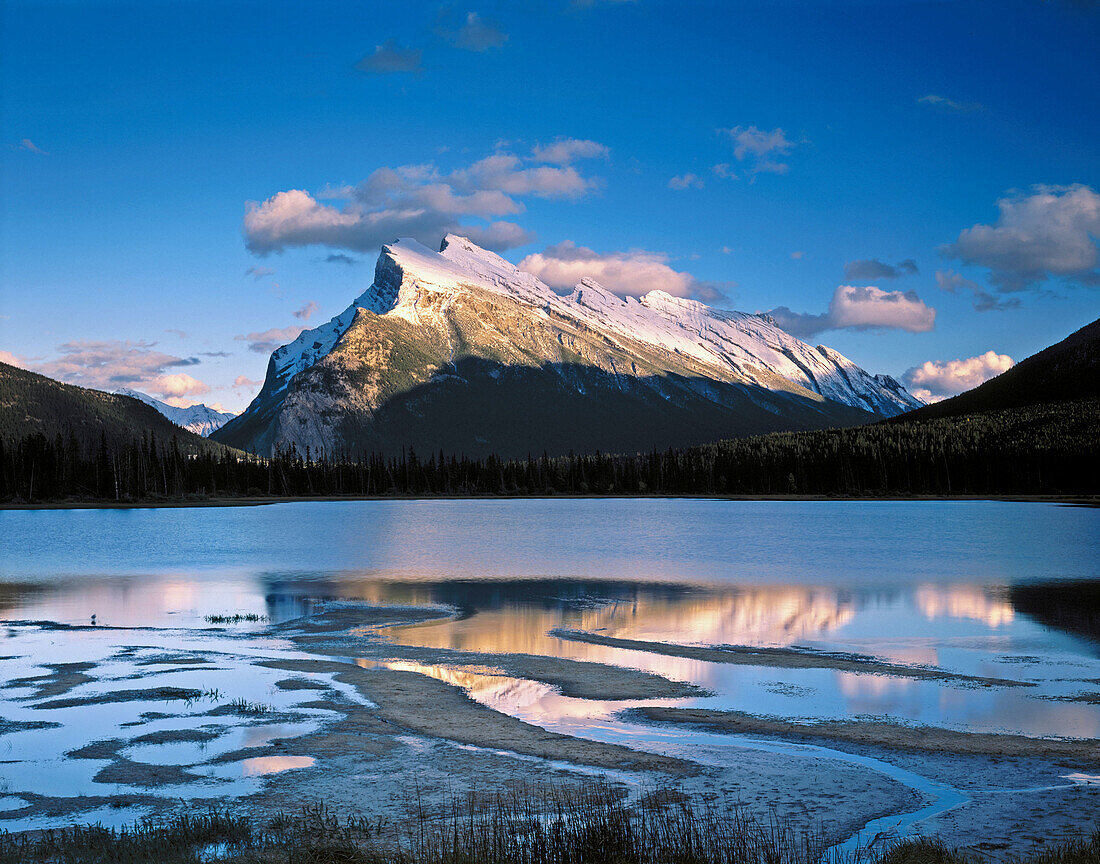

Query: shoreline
[{"left": 3, "top": 492, "right": 1098, "bottom": 510}]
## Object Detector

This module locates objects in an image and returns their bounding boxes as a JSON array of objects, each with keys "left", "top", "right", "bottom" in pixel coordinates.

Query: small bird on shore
[{"left": 90, "top": 614, "right": 97, "bottom": 626}]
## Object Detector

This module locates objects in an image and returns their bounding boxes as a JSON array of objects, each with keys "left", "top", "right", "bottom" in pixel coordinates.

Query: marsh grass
[
  {"left": 205, "top": 614, "right": 267, "bottom": 625},
  {"left": 0, "top": 785, "right": 1095, "bottom": 864},
  {"left": 223, "top": 698, "right": 273, "bottom": 716}
]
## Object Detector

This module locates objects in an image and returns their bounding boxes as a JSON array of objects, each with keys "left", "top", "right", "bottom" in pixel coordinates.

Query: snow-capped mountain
[
  {"left": 116, "top": 389, "right": 237, "bottom": 437},
  {"left": 213, "top": 235, "right": 921, "bottom": 457}
]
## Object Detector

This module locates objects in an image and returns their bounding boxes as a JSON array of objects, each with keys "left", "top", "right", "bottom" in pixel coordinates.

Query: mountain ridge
[{"left": 214, "top": 235, "right": 922, "bottom": 458}]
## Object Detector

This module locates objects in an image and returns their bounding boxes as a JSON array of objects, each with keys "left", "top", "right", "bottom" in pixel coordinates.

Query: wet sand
[
  {"left": 551, "top": 630, "right": 1033, "bottom": 687},
  {"left": 2, "top": 602, "right": 1098, "bottom": 857}
]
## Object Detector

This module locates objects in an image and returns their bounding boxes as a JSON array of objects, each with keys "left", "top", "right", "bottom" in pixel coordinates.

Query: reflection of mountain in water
[{"left": 1009, "top": 580, "right": 1100, "bottom": 644}]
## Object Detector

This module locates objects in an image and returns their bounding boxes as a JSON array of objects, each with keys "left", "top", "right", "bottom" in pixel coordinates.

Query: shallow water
[{"left": 2, "top": 499, "right": 1099, "bottom": 834}]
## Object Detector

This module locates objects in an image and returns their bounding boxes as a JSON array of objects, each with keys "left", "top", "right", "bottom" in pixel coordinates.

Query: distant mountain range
[
  {"left": 213, "top": 235, "right": 921, "bottom": 458},
  {"left": 114, "top": 389, "right": 236, "bottom": 437}
]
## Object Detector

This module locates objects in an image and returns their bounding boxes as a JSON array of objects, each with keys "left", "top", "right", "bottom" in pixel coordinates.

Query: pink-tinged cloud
[
  {"left": 18, "top": 138, "right": 47, "bottom": 154},
  {"left": 519, "top": 241, "right": 725, "bottom": 303},
  {"left": 768, "top": 285, "right": 936, "bottom": 339},
  {"left": 903, "top": 351, "right": 1015, "bottom": 402},
  {"left": 153, "top": 373, "right": 210, "bottom": 399},
  {"left": 530, "top": 138, "right": 609, "bottom": 165},
  {"left": 234, "top": 326, "right": 307, "bottom": 354},
  {"left": 22, "top": 339, "right": 211, "bottom": 401},
  {"left": 293, "top": 301, "right": 320, "bottom": 321}
]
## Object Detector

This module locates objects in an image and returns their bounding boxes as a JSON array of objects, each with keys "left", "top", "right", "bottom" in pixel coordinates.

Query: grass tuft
[
  {"left": 0, "top": 788, "right": 1094, "bottom": 864},
  {"left": 205, "top": 613, "right": 268, "bottom": 625}
]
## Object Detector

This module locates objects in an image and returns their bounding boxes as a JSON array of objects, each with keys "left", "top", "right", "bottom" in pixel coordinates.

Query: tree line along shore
[{"left": 2, "top": 397, "right": 1097, "bottom": 503}]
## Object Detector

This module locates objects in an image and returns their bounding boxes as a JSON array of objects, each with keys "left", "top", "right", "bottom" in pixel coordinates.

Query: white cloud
[
  {"left": 25, "top": 340, "right": 210, "bottom": 401},
  {"left": 293, "top": 301, "right": 320, "bottom": 320},
  {"left": 941, "top": 184, "right": 1100, "bottom": 291},
  {"left": 712, "top": 163, "right": 737, "bottom": 180},
  {"left": 355, "top": 40, "right": 422, "bottom": 74},
  {"left": 902, "top": 351, "right": 1014, "bottom": 401},
  {"left": 768, "top": 285, "right": 936, "bottom": 339},
  {"left": 244, "top": 146, "right": 607, "bottom": 256},
  {"left": 530, "top": 137, "right": 610, "bottom": 165},
  {"left": 719, "top": 126, "right": 797, "bottom": 177},
  {"left": 438, "top": 11, "right": 507, "bottom": 52},
  {"left": 668, "top": 173, "right": 704, "bottom": 190},
  {"left": 918, "top": 94, "right": 984, "bottom": 112},
  {"left": 519, "top": 241, "right": 725, "bottom": 303}
]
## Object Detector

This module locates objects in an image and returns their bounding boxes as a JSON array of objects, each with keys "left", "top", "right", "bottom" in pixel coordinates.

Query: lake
[{"left": 2, "top": 499, "right": 1099, "bottom": 846}]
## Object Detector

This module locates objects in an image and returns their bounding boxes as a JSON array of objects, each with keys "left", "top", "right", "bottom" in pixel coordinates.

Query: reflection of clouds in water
[
  {"left": 360, "top": 658, "right": 679, "bottom": 727},
  {"left": 240, "top": 755, "right": 315, "bottom": 776},
  {"left": 915, "top": 586, "right": 1014, "bottom": 627},
  {"left": 836, "top": 671, "right": 915, "bottom": 698},
  {"left": 0, "top": 577, "right": 264, "bottom": 628}
]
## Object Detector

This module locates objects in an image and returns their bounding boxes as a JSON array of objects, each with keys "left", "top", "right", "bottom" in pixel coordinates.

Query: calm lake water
[
  {"left": 3, "top": 499, "right": 1099, "bottom": 735},
  {"left": 2, "top": 499, "right": 1100, "bottom": 833}
]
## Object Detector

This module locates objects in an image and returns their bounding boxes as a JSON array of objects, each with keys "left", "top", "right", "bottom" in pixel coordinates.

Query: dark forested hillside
[
  {"left": 2, "top": 397, "right": 1096, "bottom": 502},
  {"left": 0, "top": 361, "right": 217, "bottom": 451},
  {"left": 896, "top": 317, "right": 1100, "bottom": 422}
]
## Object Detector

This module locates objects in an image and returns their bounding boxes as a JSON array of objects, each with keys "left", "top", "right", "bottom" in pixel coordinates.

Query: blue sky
[{"left": 2, "top": 0, "right": 1098, "bottom": 411}]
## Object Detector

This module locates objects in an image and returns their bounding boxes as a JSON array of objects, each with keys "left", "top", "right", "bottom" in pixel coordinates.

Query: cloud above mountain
[
  {"left": 244, "top": 143, "right": 607, "bottom": 255},
  {"left": 941, "top": 184, "right": 1100, "bottom": 291},
  {"left": 768, "top": 285, "right": 936, "bottom": 339},
  {"left": 902, "top": 350, "right": 1014, "bottom": 402},
  {"left": 519, "top": 241, "right": 725, "bottom": 302}
]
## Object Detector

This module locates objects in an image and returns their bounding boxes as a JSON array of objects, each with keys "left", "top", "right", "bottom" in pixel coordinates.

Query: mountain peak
[{"left": 219, "top": 233, "right": 923, "bottom": 456}]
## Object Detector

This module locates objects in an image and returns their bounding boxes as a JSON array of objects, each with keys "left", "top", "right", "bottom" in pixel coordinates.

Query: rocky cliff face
[{"left": 213, "top": 235, "right": 921, "bottom": 458}]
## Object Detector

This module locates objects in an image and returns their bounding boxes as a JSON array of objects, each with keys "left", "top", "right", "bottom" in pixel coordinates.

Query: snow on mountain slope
[
  {"left": 263, "top": 234, "right": 920, "bottom": 418},
  {"left": 116, "top": 389, "right": 237, "bottom": 436}
]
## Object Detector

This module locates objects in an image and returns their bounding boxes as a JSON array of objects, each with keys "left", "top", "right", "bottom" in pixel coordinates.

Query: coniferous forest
[{"left": 3, "top": 397, "right": 1097, "bottom": 502}]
